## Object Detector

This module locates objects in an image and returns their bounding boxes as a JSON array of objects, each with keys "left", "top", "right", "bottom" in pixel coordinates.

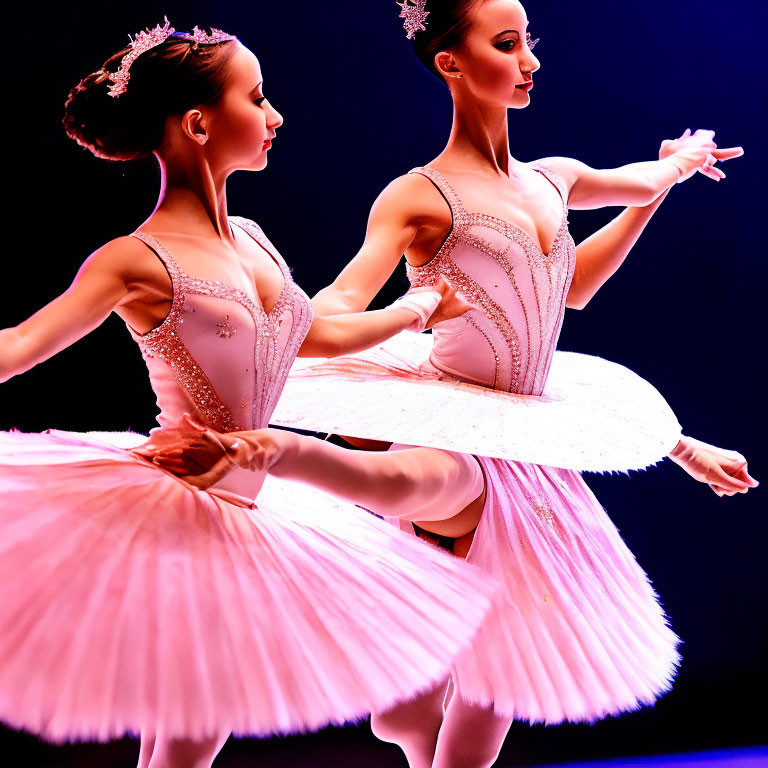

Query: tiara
[
  {"left": 397, "top": 0, "right": 430, "bottom": 40},
  {"left": 105, "top": 18, "right": 237, "bottom": 98}
]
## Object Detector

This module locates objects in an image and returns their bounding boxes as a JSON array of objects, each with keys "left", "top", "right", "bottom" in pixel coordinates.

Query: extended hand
[
  {"left": 663, "top": 129, "right": 744, "bottom": 182},
  {"left": 422, "top": 276, "right": 474, "bottom": 329},
  {"left": 669, "top": 435, "right": 758, "bottom": 497}
]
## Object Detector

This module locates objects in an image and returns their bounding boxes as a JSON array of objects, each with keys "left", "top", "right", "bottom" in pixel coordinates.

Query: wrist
[
  {"left": 660, "top": 157, "right": 686, "bottom": 184},
  {"left": 387, "top": 290, "right": 442, "bottom": 332},
  {"left": 669, "top": 435, "right": 694, "bottom": 464}
]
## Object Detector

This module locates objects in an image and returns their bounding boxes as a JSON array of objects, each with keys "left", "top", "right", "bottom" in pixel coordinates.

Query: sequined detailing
[
  {"left": 130, "top": 219, "right": 313, "bottom": 434},
  {"left": 216, "top": 315, "right": 238, "bottom": 338},
  {"left": 407, "top": 165, "right": 576, "bottom": 396},
  {"left": 531, "top": 498, "right": 555, "bottom": 525}
]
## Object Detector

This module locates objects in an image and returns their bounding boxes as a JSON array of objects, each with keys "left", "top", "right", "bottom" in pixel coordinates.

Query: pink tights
[
  {"left": 137, "top": 732, "right": 229, "bottom": 768},
  {"left": 372, "top": 684, "right": 512, "bottom": 768}
]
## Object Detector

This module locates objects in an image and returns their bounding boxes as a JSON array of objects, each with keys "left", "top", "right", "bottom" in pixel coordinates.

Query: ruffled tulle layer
[
  {"left": 0, "top": 430, "right": 494, "bottom": 743},
  {"left": 439, "top": 457, "right": 679, "bottom": 723},
  {"left": 271, "top": 333, "right": 681, "bottom": 473}
]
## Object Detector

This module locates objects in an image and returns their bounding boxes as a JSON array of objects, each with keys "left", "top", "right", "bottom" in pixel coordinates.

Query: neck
[
  {"left": 438, "top": 91, "right": 514, "bottom": 176},
  {"left": 148, "top": 152, "right": 235, "bottom": 243}
]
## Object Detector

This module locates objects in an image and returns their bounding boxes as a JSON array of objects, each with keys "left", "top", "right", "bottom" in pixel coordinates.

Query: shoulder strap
[
  {"left": 409, "top": 167, "right": 468, "bottom": 225},
  {"left": 230, "top": 216, "right": 292, "bottom": 277},
  {"left": 128, "top": 231, "right": 185, "bottom": 338},
  {"left": 530, "top": 165, "right": 569, "bottom": 209},
  {"left": 131, "top": 230, "right": 185, "bottom": 299}
]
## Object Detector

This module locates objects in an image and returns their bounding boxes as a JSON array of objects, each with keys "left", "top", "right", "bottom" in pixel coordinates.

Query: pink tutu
[
  {"left": 0, "top": 430, "right": 495, "bottom": 743},
  {"left": 451, "top": 457, "right": 679, "bottom": 722}
]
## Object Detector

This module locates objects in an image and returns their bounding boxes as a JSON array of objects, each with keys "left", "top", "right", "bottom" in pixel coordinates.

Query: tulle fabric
[
  {"left": 271, "top": 333, "right": 682, "bottom": 473},
  {"left": 427, "top": 457, "right": 679, "bottom": 723},
  {"left": 0, "top": 430, "right": 495, "bottom": 743}
]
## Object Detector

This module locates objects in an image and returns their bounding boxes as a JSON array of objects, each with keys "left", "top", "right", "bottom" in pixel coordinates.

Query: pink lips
[
  {"left": 263, "top": 140, "right": 273, "bottom": 149},
  {"left": 516, "top": 81, "right": 533, "bottom": 92}
]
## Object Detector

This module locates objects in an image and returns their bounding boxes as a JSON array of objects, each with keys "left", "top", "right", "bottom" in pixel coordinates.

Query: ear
[
  {"left": 181, "top": 108, "right": 208, "bottom": 146},
  {"left": 434, "top": 51, "right": 464, "bottom": 81}
]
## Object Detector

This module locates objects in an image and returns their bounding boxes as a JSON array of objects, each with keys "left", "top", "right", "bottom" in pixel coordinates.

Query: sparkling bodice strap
[
  {"left": 409, "top": 167, "right": 470, "bottom": 227},
  {"left": 131, "top": 231, "right": 186, "bottom": 314},
  {"left": 530, "top": 165, "right": 569, "bottom": 210}
]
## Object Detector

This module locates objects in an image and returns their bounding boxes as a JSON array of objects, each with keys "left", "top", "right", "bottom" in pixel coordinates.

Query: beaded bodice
[
  {"left": 129, "top": 217, "right": 313, "bottom": 498},
  {"left": 407, "top": 166, "right": 576, "bottom": 395}
]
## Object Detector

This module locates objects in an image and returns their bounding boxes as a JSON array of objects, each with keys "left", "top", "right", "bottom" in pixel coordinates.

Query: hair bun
[{"left": 62, "top": 36, "right": 237, "bottom": 162}]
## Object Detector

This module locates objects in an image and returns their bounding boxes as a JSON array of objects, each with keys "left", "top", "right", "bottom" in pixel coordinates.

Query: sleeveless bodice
[
  {"left": 407, "top": 166, "right": 576, "bottom": 395},
  {"left": 129, "top": 216, "right": 313, "bottom": 499}
]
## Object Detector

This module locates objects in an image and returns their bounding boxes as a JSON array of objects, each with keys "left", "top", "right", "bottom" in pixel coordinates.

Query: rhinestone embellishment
[{"left": 216, "top": 315, "right": 238, "bottom": 338}]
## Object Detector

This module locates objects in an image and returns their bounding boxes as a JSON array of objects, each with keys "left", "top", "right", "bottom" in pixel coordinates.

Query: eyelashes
[{"left": 495, "top": 33, "right": 540, "bottom": 52}]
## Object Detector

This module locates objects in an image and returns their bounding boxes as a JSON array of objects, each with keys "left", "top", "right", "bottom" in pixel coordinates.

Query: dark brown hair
[
  {"left": 63, "top": 33, "right": 238, "bottom": 162},
  {"left": 411, "top": 0, "right": 484, "bottom": 80}
]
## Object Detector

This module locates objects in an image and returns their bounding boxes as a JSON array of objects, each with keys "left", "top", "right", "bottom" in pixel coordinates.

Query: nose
[
  {"left": 266, "top": 101, "right": 284, "bottom": 132},
  {"left": 522, "top": 49, "right": 541, "bottom": 76}
]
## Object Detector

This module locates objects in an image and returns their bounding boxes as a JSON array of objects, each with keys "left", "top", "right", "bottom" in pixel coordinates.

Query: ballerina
[
  {"left": 0, "top": 20, "right": 511, "bottom": 768},
  {"left": 145, "top": 2, "right": 757, "bottom": 767}
]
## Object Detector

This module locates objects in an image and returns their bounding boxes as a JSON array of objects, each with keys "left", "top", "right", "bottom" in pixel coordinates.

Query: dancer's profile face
[
  {"left": 447, "top": 0, "right": 540, "bottom": 109},
  {"left": 204, "top": 44, "right": 283, "bottom": 172}
]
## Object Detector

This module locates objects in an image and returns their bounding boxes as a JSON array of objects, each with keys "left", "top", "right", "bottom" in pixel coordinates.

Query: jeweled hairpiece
[
  {"left": 398, "top": 0, "right": 430, "bottom": 40},
  {"left": 107, "top": 18, "right": 176, "bottom": 98},
  {"left": 106, "top": 18, "right": 237, "bottom": 98},
  {"left": 186, "top": 26, "right": 238, "bottom": 48}
]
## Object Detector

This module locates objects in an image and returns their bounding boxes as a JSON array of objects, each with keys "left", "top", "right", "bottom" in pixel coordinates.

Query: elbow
[
  {"left": 565, "top": 282, "right": 592, "bottom": 310},
  {"left": 0, "top": 329, "right": 25, "bottom": 383}
]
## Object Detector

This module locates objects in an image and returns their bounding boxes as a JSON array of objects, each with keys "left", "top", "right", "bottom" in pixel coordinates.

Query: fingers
[
  {"left": 707, "top": 463, "right": 752, "bottom": 493},
  {"left": 711, "top": 146, "right": 744, "bottom": 161}
]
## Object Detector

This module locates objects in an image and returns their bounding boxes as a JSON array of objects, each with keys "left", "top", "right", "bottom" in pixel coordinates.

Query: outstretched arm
[
  {"left": 299, "top": 277, "right": 472, "bottom": 358},
  {"left": 568, "top": 190, "right": 670, "bottom": 309},
  {"left": 0, "top": 238, "right": 142, "bottom": 383},
  {"left": 311, "top": 174, "right": 437, "bottom": 316},
  {"left": 541, "top": 129, "right": 743, "bottom": 210},
  {"left": 135, "top": 415, "right": 485, "bottom": 523}
]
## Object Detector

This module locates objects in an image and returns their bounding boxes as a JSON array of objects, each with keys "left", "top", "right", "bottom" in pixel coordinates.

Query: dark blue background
[{"left": 2, "top": 0, "right": 765, "bottom": 765}]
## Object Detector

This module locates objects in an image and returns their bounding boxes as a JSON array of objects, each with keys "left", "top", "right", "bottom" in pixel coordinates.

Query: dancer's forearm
[
  {"left": 234, "top": 430, "right": 483, "bottom": 522},
  {"left": 567, "top": 189, "right": 670, "bottom": 309}
]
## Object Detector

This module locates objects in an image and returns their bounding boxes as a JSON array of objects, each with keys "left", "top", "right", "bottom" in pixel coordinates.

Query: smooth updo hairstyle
[
  {"left": 411, "top": 0, "right": 484, "bottom": 81},
  {"left": 63, "top": 33, "right": 238, "bottom": 161}
]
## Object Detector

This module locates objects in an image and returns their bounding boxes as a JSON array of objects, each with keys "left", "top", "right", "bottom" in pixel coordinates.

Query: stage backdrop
[{"left": 2, "top": 1, "right": 765, "bottom": 766}]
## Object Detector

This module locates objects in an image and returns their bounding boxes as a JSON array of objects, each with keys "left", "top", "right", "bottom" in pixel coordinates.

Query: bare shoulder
[
  {"left": 80, "top": 235, "right": 166, "bottom": 283},
  {"left": 532, "top": 156, "right": 589, "bottom": 189},
  {"left": 371, "top": 172, "right": 452, "bottom": 229}
]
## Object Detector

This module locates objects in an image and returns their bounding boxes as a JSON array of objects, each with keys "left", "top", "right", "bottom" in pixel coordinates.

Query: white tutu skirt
[
  {"left": 271, "top": 333, "right": 682, "bottom": 473},
  {"left": 0, "top": 430, "right": 495, "bottom": 743}
]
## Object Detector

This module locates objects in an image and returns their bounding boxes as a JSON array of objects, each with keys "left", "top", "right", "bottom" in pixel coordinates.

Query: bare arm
[
  {"left": 541, "top": 130, "right": 743, "bottom": 210},
  {"left": 567, "top": 190, "right": 670, "bottom": 309},
  {"left": 300, "top": 277, "right": 471, "bottom": 358},
  {"left": 311, "top": 174, "right": 434, "bottom": 316},
  {"left": 0, "top": 238, "right": 145, "bottom": 383},
  {"left": 135, "top": 416, "right": 485, "bottom": 522}
]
